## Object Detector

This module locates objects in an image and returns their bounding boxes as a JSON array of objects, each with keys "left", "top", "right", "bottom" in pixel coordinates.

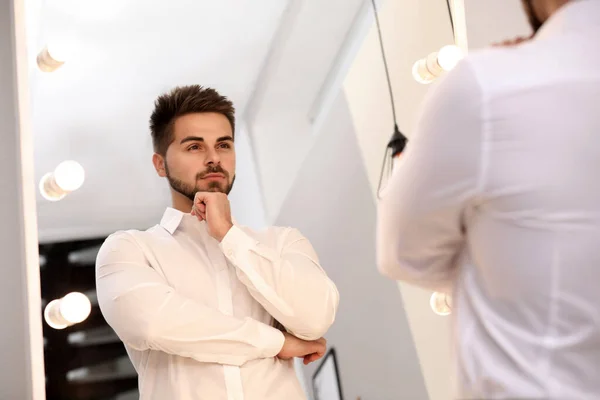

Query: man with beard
[
  {"left": 377, "top": 1, "right": 600, "bottom": 399},
  {"left": 96, "top": 85, "right": 339, "bottom": 400}
]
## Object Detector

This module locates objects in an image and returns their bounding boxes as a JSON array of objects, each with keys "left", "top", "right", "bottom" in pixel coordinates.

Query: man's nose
[{"left": 204, "top": 148, "right": 221, "bottom": 165}]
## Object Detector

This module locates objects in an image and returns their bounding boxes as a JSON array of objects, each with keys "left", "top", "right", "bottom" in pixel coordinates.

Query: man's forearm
[
  {"left": 220, "top": 226, "right": 339, "bottom": 340},
  {"left": 96, "top": 233, "right": 285, "bottom": 366}
]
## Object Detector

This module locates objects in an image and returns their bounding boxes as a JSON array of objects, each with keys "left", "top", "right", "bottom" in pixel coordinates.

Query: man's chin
[{"left": 197, "top": 184, "right": 228, "bottom": 194}]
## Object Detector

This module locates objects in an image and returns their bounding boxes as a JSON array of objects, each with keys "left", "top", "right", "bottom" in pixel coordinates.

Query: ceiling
[{"left": 27, "top": 0, "right": 288, "bottom": 242}]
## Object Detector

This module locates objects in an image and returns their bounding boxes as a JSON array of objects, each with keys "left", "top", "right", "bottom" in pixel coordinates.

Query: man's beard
[
  {"left": 165, "top": 163, "right": 235, "bottom": 201},
  {"left": 521, "top": 0, "right": 544, "bottom": 33}
]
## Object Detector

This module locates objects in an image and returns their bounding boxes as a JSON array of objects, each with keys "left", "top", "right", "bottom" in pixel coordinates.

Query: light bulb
[
  {"left": 44, "top": 292, "right": 91, "bottom": 330},
  {"left": 412, "top": 52, "right": 441, "bottom": 85},
  {"left": 437, "top": 45, "right": 464, "bottom": 71},
  {"left": 430, "top": 292, "right": 452, "bottom": 316},
  {"left": 46, "top": 43, "right": 69, "bottom": 64},
  {"left": 412, "top": 58, "right": 435, "bottom": 85},
  {"left": 412, "top": 44, "right": 464, "bottom": 84},
  {"left": 54, "top": 160, "right": 85, "bottom": 191},
  {"left": 36, "top": 46, "right": 65, "bottom": 73},
  {"left": 60, "top": 292, "right": 92, "bottom": 324},
  {"left": 40, "top": 160, "right": 85, "bottom": 201},
  {"left": 36, "top": 35, "right": 77, "bottom": 72}
]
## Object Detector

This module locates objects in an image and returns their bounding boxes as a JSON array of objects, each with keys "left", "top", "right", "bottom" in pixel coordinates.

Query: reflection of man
[
  {"left": 377, "top": 1, "right": 600, "bottom": 399},
  {"left": 96, "top": 85, "right": 339, "bottom": 399}
]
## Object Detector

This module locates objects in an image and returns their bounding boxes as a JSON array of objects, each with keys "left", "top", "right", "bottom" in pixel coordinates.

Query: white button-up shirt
[
  {"left": 96, "top": 207, "right": 339, "bottom": 400},
  {"left": 377, "top": 1, "right": 600, "bottom": 398}
]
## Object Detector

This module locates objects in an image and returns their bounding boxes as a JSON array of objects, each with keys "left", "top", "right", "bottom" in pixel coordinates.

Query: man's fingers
[{"left": 303, "top": 352, "right": 324, "bottom": 365}]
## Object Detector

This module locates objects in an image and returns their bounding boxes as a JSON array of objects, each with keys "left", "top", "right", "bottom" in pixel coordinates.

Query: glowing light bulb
[
  {"left": 36, "top": 46, "right": 64, "bottom": 73},
  {"left": 44, "top": 292, "right": 92, "bottom": 329},
  {"left": 46, "top": 42, "right": 69, "bottom": 64},
  {"left": 54, "top": 160, "right": 85, "bottom": 191},
  {"left": 36, "top": 35, "right": 77, "bottom": 72},
  {"left": 412, "top": 58, "right": 435, "bottom": 85},
  {"left": 40, "top": 160, "right": 85, "bottom": 201},
  {"left": 430, "top": 292, "right": 452, "bottom": 316},
  {"left": 412, "top": 44, "right": 464, "bottom": 84},
  {"left": 437, "top": 45, "right": 464, "bottom": 71},
  {"left": 60, "top": 292, "right": 92, "bottom": 324}
]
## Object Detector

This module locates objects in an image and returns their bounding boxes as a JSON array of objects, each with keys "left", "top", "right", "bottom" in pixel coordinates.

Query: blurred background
[{"left": 3, "top": 0, "right": 530, "bottom": 399}]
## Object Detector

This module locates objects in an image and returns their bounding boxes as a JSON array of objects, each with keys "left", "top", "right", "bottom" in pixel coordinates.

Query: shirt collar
[
  {"left": 160, "top": 207, "right": 185, "bottom": 235},
  {"left": 536, "top": 0, "right": 600, "bottom": 40},
  {"left": 159, "top": 206, "right": 239, "bottom": 235}
]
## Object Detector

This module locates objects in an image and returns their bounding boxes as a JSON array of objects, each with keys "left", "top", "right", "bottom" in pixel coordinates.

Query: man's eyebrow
[
  {"left": 180, "top": 136, "right": 204, "bottom": 144},
  {"left": 216, "top": 136, "right": 234, "bottom": 142}
]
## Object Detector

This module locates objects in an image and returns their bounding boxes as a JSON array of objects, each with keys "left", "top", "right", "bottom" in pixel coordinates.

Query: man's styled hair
[{"left": 149, "top": 85, "right": 236, "bottom": 155}]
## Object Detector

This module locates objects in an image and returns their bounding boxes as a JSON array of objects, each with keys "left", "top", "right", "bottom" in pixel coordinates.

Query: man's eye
[
  {"left": 218, "top": 143, "right": 231, "bottom": 149},
  {"left": 188, "top": 144, "right": 200, "bottom": 151}
]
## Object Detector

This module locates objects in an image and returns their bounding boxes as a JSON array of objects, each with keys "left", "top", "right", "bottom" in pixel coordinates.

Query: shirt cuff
[
  {"left": 255, "top": 321, "right": 285, "bottom": 358},
  {"left": 219, "top": 225, "right": 259, "bottom": 263}
]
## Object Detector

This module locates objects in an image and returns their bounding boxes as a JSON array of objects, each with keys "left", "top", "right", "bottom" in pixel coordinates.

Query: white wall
[
  {"left": 245, "top": 0, "right": 368, "bottom": 223},
  {"left": 0, "top": 0, "right": 45, "bottom": 398},
  {"left": 343, "top": 1, "right": 456, "bottom": 398},
  {"left": 276, "top": 92, "right": 427, "bottom": 400},
  {"left": 227, "top": 122, "right": 269, "bottom": 231}
]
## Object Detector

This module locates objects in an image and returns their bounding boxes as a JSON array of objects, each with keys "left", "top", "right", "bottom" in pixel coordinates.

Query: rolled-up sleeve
[
  {"left": 220, "top": 226, "right": 339, "bottom": 341},
  {"left": 96, "top": 231, "right": 285, "bottom": 367},
  {"left": 376, "top": 59, "right": 484, "bottom": 293}
]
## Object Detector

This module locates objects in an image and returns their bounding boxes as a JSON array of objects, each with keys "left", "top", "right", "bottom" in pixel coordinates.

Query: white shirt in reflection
[
  {"left": 377, "top": 1, "right": 600, "bottom": 398},
  {"left": 96, "top": 207, "right": 339, "bottom": 400}
]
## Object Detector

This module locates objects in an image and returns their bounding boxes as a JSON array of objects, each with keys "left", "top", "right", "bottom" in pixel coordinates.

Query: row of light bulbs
[
  {"left": 36, "top": 16, "right": 89, "bottom": 327},
  {"left": 37, "top": 31, "right": 89, "bottom": 328}
]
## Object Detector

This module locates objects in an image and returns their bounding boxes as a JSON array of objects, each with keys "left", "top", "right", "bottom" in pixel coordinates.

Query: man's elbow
[
  {"left": 294, "top": 288, "right": 339, "bottom": 340},
  {"left": 377, "top": 251, "right": 456, "bottom": 293},
  {"left": 377, "top": 246, "right": 410, "bottom": 282},
  {"left": 377, "top": 248, "right": 433, "bottom": 284},
  {"left": 99, "top": 303, "right": 152, "bottom": 351},
  {"left": 293, "top": 317, "right": 334, "bottom": 341}
]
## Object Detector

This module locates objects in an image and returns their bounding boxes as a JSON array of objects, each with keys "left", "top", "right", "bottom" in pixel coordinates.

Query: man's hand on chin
[{"left": 192, "top": 192, "right": 233, "bottom": 242}]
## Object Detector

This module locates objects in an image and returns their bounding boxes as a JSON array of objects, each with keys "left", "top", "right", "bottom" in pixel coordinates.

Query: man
[
  {"left": 96, "top": 85, "right": 339, "bottom": 400},
  {"left": 377, "top": 1, "right": 600, "bottom": 398}
]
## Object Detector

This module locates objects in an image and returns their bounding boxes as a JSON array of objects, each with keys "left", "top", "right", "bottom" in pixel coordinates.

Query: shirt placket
[{"left": 206, "top": 243, "right": 245, "bottom": 400}]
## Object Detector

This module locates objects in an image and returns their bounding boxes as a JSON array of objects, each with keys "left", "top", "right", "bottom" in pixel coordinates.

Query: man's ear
[{"left": 152, "top": 153, "right": 167, "bottom": 177}]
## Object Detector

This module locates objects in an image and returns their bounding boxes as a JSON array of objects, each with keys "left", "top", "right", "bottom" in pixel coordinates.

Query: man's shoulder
[
  {"left": 101, "top": 225, "right": 163, "bottom": 248},
  {"left": 237, "top": 223, "right": 297, "bottom": 235},
  {"left": 235, "top": 224, "right": 302, "bottom": 244},
  {"left": 463, "top": 40, "right": 558, "bottom": 96}
]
